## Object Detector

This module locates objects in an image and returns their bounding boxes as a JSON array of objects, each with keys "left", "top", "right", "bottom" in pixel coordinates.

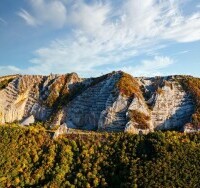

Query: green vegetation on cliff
[
  {"left": 0, "top": 78, "right": 15, "bottom": 90},
  {"left": 46, "top": 73, "right": 111, "bottom": 109},
  {"left": 45, "top": 73, "right": 80, "bottom": 108},
  {"left": 0, "top": 125, "right": 200, "bottom": 187},
  {"left": 178, "top": 76, "right": 200, "bottom": 129},
  {"left": 129, "top": 110, "right": 150, "bottom": 129},
  {"left": 116, "top": 72, "right": 143, "bottom": 98}
]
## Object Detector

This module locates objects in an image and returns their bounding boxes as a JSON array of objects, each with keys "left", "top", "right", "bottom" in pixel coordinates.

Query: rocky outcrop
[
  {"left": 64, "top": 72, "right": 121, "bottom": 130},
  {"left": 53, "top": 123, "right": 69, "bottom": 139},
  {"left": 21, "top": 115, "right": 35, "bottom": 126},
  {"left": 183, "top": 123, "right": 200, "bottom": 133},
  {"left": 138, "top": 76, "right": 195, "bottom": 131},
  {"left": 0, "top": 72, "right": 198, "bottom": 133},
  {"left": 124, "top": 97, "right": 152, "bottom": 134},
  {"left": 0, "top": 73, "right": 80, "bottom": 124},
  {"left": 98, "top": 95, "right": 130, "bottom": 132}
]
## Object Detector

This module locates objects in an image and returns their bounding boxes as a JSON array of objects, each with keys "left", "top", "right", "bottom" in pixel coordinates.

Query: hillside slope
[{"left": 0, "top": 71, "right": 199, "bottom": 133}]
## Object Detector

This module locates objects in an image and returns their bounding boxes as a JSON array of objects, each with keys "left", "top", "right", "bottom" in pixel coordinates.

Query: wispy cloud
[
  {"left": 18, "top": 0, "right": 67, "bottom": 28},
  {"left": 0, "top": 66, "right": 21, "bottom": 76},
  {"left": 0, "top": 17, "right": 7, "bottom": 25},
  {"left": 9, "top": 0, "right": 200, "bottom": 77},
  {"left": 121, "top": 56, "right": 174, "bottom": 77},
  {"left": 68, "top": 1, "right": 111, "bottom": 34},
  {"left": 178, "top": 50, "right": 189, "bottom": 54},
  {"left": 18, "top": 9, "right": 37, "bottom": 26},
  {"left": 163, "top": 13, "right": 200, "bottom": 42}
]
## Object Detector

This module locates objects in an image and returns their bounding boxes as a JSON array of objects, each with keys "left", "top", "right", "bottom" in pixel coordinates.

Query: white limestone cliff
[
  {"left": 0, "top": 73, "right": 80, "bottom": 124},
  {"left": 0, "top": 72, "right": 197, "bottom": 133}
]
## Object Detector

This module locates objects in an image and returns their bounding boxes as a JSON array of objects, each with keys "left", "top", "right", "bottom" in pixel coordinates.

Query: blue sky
[{"left": 0, "top": 0, "right": 200, "bottom": 77}]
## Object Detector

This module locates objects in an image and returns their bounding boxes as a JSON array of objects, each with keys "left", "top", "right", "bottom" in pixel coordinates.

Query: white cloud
[
  {"left": 174, "top": 50, "right": 190, "bottom": 55},
  {"left": 18, "top": 0, "right": 67, "bottom": 28},
  {"left": 68, "top": 1, "right": 111, "bottom": 34},
  {"left": 122, "top": 0, "right": 162, "bottom": 37},
  {"left": 121, "top": 56, "right": 174, "bottom": 77},
  {"left": 12, "top": 0, "right": 200, "bottom": 77},
  {"left": 0, "top": 56, "right": 173, "bottom": 77},
  {"left": 163, "top": 13, "right": 200, "bottom": 42},
  {"left": 0, "top": 66, "right": 21, "bottom": 76},
  {"left": 18, "top": 9, "right": 37, "bottom": 26}
]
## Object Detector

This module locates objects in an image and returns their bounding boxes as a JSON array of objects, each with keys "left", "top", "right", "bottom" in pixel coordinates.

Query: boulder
[
  {"left": 124, "top": 122, "right": 150, "bottom": 134},
  {"left": 183, "top": 123, "right": 200, "bottom": 133},
  {"left": 21, "top": 115, "right": 35, "bottom": 126},
  {"left": 53, "top": 123, "right": 69, "bottom": 139}
]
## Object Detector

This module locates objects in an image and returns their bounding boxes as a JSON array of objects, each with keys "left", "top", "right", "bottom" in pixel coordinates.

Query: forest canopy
[{"left": 0, "top": 125, "right": 200, "bottom": 187}]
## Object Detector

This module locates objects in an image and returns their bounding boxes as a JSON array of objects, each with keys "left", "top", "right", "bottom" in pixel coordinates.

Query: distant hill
[{"left": 0, "top": 71, "right": 199, "bottom": 133}]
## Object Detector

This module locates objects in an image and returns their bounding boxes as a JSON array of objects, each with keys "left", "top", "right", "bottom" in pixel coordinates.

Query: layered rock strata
[{"left": 0, "top": 72, "right": 197, "bottom": 133}]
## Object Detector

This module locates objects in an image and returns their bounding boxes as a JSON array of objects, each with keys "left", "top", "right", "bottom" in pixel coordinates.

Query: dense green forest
[{"left": 0, "top": 125, "right": 200, "bottom": 187}]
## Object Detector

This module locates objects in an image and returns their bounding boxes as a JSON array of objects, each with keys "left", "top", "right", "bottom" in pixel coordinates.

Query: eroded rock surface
[
  {"left": 65, "top": 72, "right": 121, "bottom": 130},
  {"left": 0, "top": 73, "right": 80, "bottom": 124},
  {"left": 0, "top": 72, "right": 197, "bottom": 133},
  {"left": 138, "top": 76, "right": 195, "bottom": 131}
]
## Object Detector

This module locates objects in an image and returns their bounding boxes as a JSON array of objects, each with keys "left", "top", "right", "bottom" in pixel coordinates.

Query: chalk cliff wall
[
  {"left": 0, "top": 73, "right": 80, "bottom": 124},
  {"left": 0, "top": 72, "right": 198, "bottom": 133}
]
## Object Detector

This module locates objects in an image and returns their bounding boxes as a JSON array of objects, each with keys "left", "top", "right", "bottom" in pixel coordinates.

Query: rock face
[
  {"left": 0, "top": 73, "right": 80, "bottom": 124},
  {"left": 124, "top": 97, "right": 152, "bottom": 134},
  {"left": 65, "top": 73, "right": 122, "bottom": 130},
  {"left": 0, "top": 72, "right": 198, "bottom": 133},
  {"left": 138, "top": 76, "right": 195, "bottom": 131}
]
